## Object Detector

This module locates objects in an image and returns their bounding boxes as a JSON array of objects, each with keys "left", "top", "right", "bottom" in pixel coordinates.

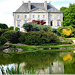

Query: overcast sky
[{"left": 0, "top": 0, "right": 75, "bottom": 27}]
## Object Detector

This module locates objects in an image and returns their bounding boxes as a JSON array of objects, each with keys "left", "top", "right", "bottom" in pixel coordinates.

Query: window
[
  {"left": 57, "top": 15, "right": 60, "bottom": 19},
  {"left": 43, "top": 15, "right": 45, "bottom": 18},
  {"left": 33, "top": 15, "right": 35, "bottom": 18},
  {"left": 58, "top": 67, "right": 61, "bottom": 71},
  {"left": 25, "top": 21, "right": 27, "bottom": 24},
  {"left": 25, "top": 15, "right": 27, "bottom": 18},
  {"left": 17, "top": 15, "right": 20, "bottom": 19},
  {"left": 57, "top": 21, "right": 59, "bottom": 26},
  {"left": 50, "top": 21, "right": 53, "bottom": 26},
  {"left": 38, "top": 9, "right": 40, "bottom": 11},
  {"left": 50, "top": 15, "right": 53, "bottom": 19},
  {"left": 17, "top": 22, "right": 20, "bottom": 27},
  {"left": 38, "top": 15, "right": 40, "bottom": 18}
]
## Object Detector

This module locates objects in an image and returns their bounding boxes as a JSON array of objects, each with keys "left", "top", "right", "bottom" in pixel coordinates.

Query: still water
[{"left": 0, "top": 51, "right": 75, "bottom": 74}]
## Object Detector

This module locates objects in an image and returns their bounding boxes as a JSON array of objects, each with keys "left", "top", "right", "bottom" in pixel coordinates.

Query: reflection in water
[
  {"left": 63, "top": 54, "right": 72, "bottom": 62},
  {"left": 0, "top": 61, "right": 64, "bottom": 74},
  {"left": 0, "top": 51, "right": 74, "bottom": 74}
]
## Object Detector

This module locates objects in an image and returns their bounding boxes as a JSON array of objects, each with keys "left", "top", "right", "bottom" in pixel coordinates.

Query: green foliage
[
  {"left": 19, "top": 31, "right": 60, "bottom": 45},
  {"left": 9, "top": 26, "right": 14, "bottom": 30},
  {"left": 60, "top": 7, "right": 68, "bottom": 12},
  {"left": 49, "top": 28, "right": 58, "bottom": 35},
  {"left": 0, "top": 36, "right": 7, "bottom": 45},
  {"left": 0, "top": 23, "right": 8, "bottom": 29},
  {"left": 15, "top": 27, "right": 20, "bottom": 31},
  {"left": 2, "top": 31, "right": 22, "bottom": 43},
  {"left": 23, "top": 23, "right": 50, "bottom": 32},
  {"left": 60, "top": 4, "right": 75, "bottom": 28},
  {"left": 0, "top": 29, "right": 8, "bottom": 36}
]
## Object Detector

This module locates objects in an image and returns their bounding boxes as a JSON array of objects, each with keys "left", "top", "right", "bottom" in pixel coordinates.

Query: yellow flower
[{"left": 62, "top": 28, "right": 72, "bottom": 36}]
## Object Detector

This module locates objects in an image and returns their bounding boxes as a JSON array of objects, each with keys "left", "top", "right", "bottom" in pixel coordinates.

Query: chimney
[
  {"left": 44, "top": 1, "right": 47, "bottom": 10},
  {"left": 28, "top": 1, "right": 31, "bottom": 11},
  {"left": 22, "top": 0, "right": 24, "bottom": 4},
  {"left": 49, "top": 0, "right": 51, "bottom": 4}
]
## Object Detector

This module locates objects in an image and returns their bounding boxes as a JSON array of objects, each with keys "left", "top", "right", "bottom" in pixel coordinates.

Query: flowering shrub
[
  {"left": 62, "top": 28, "right": 72, "bottom": 36},
  {"left": 57, "top": 26, "right": 73, "bottom": 37},
  {"left": 32, "top": 20, "right": 46, "bottom": 25}
]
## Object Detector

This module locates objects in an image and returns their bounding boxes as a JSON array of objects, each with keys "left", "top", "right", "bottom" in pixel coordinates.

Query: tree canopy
[
  {"left": 0, "top": 23, "right": 8, "bottom": 29},
  {"left": 60, "top": 3, "right": 75, "bottom": 28}
]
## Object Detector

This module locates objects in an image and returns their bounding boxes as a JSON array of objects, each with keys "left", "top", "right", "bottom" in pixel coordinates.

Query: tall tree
[
  {"left": 0, "top": 23, "right": 8, "bottom": 29},
  {"left": 60, "top": 3, "right": 75, "bottom": 28}
]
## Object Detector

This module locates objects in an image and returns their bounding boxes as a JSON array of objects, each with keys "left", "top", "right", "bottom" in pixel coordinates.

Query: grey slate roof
[{"left": 14, "top": 3, "right": 61, "bottom": 13}]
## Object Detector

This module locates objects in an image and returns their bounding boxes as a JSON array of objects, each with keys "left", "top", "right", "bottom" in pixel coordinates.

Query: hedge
[{"left": 19, "top": 31, "right": 60, "bottom": 45}]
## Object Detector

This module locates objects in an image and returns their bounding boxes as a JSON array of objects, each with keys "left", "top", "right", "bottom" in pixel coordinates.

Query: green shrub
[
  {"left": 23, "top": 23, "right": 50, "bottom": 32},
  {"left": 0, "top": 36, "right": 7, "bottom": 45},
  {"left": 19, "top": 31, "right": 60, "bottom": 45},
  {"left": 15, "top": 27, "right": 20, "bottom": 31},
  {"left": 2, "top": 31, "right": 22, "bottom": 43},
  {"left": 0, "top": 29, "right": 8, "bottom": 36}
]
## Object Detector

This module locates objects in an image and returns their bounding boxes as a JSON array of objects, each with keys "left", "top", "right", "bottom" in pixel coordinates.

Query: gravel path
[{"left": 73, "top": 40, "right": 75, "bottom": 44}]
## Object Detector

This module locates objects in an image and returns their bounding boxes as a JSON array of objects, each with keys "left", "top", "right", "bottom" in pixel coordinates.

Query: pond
[{"left": 0, "top": 50, "right": 75, "bottom": 74}]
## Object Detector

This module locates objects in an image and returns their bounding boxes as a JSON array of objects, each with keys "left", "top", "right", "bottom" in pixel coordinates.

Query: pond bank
[{"left": 4, "top": 43, "right": 74, "bottom": 53}]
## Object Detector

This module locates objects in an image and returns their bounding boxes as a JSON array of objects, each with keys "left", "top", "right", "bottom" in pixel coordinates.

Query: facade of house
[{"left": 13, "top": 1, "right": 63, "bottom": 32}]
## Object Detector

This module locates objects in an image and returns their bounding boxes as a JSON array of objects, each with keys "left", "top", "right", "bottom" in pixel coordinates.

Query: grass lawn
[
  {"left": 68, "top": 38, "right": 75, "bottom": 40},
  {"left": 9, "top": 44, "right": 75, "bottom": 53}
]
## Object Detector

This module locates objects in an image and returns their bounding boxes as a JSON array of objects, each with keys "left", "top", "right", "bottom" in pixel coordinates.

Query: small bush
[
  {"left": 19, "top": 31, "right": 60, "bottom": 45},
  {"left": 2, "top": 31, "right": 22, "bottom": 43},
  {"left": 0, "top": 36, "right": 7, "bottom": 45}
]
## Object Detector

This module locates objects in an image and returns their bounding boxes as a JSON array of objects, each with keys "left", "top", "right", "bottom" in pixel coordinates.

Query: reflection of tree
[
  {"left": 23, "top": 51, "right": 59, "bottom": 70},
  {"left": 58, "top": 53, "right": 75, "bottom": 74},
  {"left": 0, "top": 51, "right": 59, "bottom": 69},
  {"left": 64, "top": 53, "right": 75, "bottom": 74}
]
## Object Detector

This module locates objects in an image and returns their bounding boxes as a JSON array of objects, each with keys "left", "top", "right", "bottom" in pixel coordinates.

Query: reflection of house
[
  {"left": 50, "top": 61, "right": 64, "bottom": 74},
  {"left": 15, "top": 61, "right": 64, "bottom": 74},
  {"left": 13, "top": 1, "right": 63, "bottom": 31}
]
